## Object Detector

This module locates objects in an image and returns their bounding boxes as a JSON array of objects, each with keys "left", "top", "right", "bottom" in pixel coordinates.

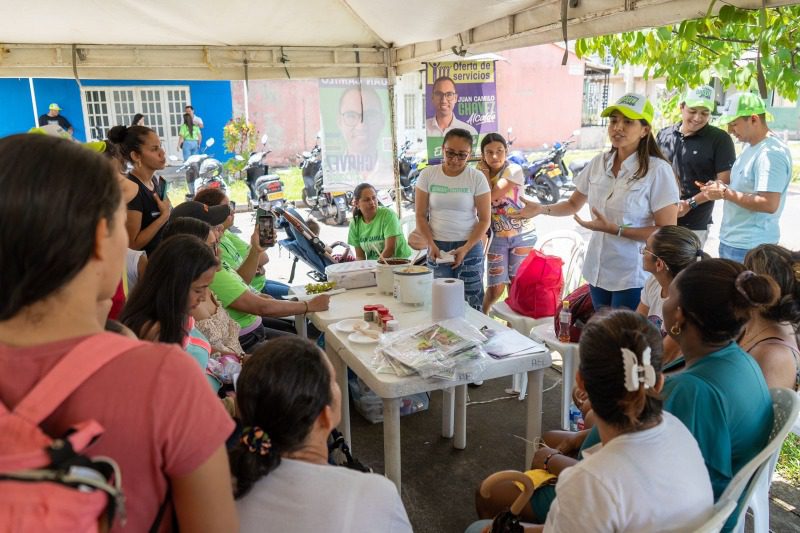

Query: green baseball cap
[
  {"left": 601, "top": 93, "right": 655, "bottom": 124},
  {"left": 683, "top": 86, "right": 715, "bottom": 111},
  {"left": 49, "top": 103, "right": 61, "bottom": 111},
  {"left": 717, "top": 92, "right": 768, "bottom": 126}
]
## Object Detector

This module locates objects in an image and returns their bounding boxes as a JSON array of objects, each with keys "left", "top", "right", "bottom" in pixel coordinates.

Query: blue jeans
[
  {"left": 718, "top": 242, "right": 750, "bottom": 263},
  {"left": 261, "top": 280, "right": 290, "bottom": 299},
  {"left": 182, "top": 139, "right": 199, "bottom": 161},
  {"left": 427, "top": 240, "right": 485, "bottom": 311},
  {"left": 487, "top": 232, "right": 537, "bottom": 287},
  {"left": 589, "top": 285, "right": 642, "bottom": 311}
]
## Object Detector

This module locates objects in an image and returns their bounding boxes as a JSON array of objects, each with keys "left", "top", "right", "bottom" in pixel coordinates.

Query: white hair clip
[{"left": 622, "top": 346, "right": 656, "bottom": 392}]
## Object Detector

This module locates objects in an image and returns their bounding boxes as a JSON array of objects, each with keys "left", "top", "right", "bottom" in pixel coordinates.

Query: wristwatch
[{"left": 687, "top": 197, "right": 698, "bottom": 210}]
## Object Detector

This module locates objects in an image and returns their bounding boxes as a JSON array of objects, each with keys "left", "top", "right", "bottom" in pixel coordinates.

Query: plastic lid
[{"left": 562, "top": 300, "right": 570, "bottom": 308}]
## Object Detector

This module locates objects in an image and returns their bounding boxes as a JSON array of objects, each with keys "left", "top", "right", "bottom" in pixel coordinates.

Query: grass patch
[
  {"left": 165, "top": 167, "right": 305, "bottom": 208},
  {"left": 777, "top": 433, "right": 800, "bottom": 484}
]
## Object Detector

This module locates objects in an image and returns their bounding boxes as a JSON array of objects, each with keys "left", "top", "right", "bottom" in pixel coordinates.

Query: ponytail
[{"left": 579, "top": 310, "right": 664, "bottom": 431}]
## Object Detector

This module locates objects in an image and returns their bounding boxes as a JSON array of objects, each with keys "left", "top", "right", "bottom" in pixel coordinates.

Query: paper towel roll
[{"left": 432, "top": 278, "right": 466, "bottom": 321}]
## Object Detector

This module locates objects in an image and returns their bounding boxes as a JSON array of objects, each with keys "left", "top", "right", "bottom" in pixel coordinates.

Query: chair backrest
[
  {"left": 536, "top": 230, "right": 586, "bottom": 299},
  {"left": 718, "top": 388, "right": 800, "bottom": 530}
]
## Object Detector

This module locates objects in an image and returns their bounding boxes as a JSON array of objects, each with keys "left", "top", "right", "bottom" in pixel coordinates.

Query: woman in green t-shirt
[
  {"left": 347, "top": 183, "right": 412, "bottom": 260},
  {"left": 178, "top": 112, "right": 202, "bottom": 161}
]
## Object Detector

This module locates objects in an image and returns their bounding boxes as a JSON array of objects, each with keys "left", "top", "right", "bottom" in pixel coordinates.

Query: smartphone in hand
[
  {"left": 157, "top": 177, "right": 168, "bottom": 200},
  {"left": 256, "top": 208, "right": 276, "bottom": 248}
]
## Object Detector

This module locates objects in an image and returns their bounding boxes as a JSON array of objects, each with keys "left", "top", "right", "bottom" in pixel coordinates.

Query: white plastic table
[
  {"left": 322, "top": 290, "right": 552, "bottom": 490},
  {"left": 530, "top": 323, "right": 581, "bottom": 430},
  {"left": 293, "top": 286, "right": 405, "bottom": 337}
]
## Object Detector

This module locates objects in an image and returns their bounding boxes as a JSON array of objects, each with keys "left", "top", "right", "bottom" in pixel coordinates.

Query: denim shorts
[
  {"left": 427, "top": 240, "right": 485, "bottom": 311},
  {"left": 718, "top": 242, "right": 750, "bottom": 263},
  {"left": 487, "top": 232, "right": 537, "bottom": 287}
]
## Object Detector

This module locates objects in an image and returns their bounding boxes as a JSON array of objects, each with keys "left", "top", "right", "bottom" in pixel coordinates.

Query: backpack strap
[{"left": 9, "top": 333, "right": 142, "bottom": 425}]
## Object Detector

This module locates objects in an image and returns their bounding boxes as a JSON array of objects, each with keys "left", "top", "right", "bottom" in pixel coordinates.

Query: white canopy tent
[{"left": 2, "top": 0, "right": 797, "bottom": 81}]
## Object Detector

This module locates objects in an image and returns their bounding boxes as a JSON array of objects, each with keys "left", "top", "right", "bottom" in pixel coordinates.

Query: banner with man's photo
[
  {"left": 319, "top": 78, "right": 394, "bottom": 191},
  {"left": 424, "top": 61, "right": 498, "bottom": 163}
]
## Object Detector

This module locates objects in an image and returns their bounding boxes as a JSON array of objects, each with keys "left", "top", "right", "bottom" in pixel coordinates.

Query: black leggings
[{"left": 238, "top": 319, "right": 295, "bottom": 353}]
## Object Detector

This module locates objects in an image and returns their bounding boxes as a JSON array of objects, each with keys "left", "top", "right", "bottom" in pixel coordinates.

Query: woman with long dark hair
[
  {"left": 109, "top": 124, "right": 170, "bottom": 255},
  {"left": 120, "top": 234, "right": 220, "bottom": 390},
  {"left": 347, "top": 182, "right": 412, "bottom": 260},
  {"left": 231, "top": 337, "right": 412, "bottom": 532},
  {"left": 179, "top": 112, "right": 202, "bottom": 161},
  {"left": 0, "top": 133, "right": 236, "bottom": 531},
  {"left": 512, "top": 93, "right": 679, "bottom": 310},
  {"left": 477, "top": 132, "right": 537, "bottom": 313}
]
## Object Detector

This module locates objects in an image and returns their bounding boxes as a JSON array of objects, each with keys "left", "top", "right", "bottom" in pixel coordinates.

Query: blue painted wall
[{"left": 0, "top": 78, "right": 233, "bottom": 157}]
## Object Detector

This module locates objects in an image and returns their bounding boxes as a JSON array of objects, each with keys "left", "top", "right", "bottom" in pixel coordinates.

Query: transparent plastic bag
[
  {"left": 377, "top": 318, "right": 489, "bottom": 381},
  {"left": 348, "top": 375, "right": 429, "bottom": 423}
]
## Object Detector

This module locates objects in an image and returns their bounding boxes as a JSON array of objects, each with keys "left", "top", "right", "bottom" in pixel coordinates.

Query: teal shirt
[
  {"left": 581, "top": 342, "right": 771, "bottom": 501},
  {"left": 721, "top": 135, "right": 792, "bottom": 248},
  {"left": 347, "top": 207, "right": 412, "bottom": 260}
]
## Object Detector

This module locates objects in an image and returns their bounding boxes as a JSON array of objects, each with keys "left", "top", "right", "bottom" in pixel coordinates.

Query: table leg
[
  {"left": 441, "top": 387, "right": 454, "bottom": 438},
  {"left": 525, "top": 368, "right": 545, "bottom": 469},
  {"left": 453, "top": 384, "right": 467, "bottom": 450},
  {"left": 327, "top": 345, "right": 351, "bottom": 447},
  {"left": 561, "top": 350, "right": 575, "bottom": 430},
  {"left": 295, "top": 314, "right": 307, "bottom": 338},
  {"left": 383, "top": 397, "right": 402, "bottom": 490}
]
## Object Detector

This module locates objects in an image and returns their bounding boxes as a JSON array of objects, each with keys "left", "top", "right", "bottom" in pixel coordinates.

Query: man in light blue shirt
[{"left": 700, "top": 93, "right": 793, "bottom": 262}]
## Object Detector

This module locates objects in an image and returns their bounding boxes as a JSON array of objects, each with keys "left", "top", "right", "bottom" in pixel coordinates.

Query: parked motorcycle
[
  {"left": 244, "top": 134, "right": 286, "bottom": 211},
  {"left": 298, "top": 139, "right": 351, "bottom": 226},
  {"left": 178, "top": 138, "right": 227, "bottom": 199},
  {"left": 396, "top": 138, "right": 423, "bottom": 203},
  {"left": 507, "top": 129, "right": 579, "bottom": 206}
]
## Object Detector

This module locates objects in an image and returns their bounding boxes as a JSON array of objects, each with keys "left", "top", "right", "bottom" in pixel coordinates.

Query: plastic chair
[
  {"left": 399, "top": 214, "right": 416, "bottom": 241},
  {"left": 721, "top": 388, "right": 800, "bottom": 533},
  {"left": 680, "top": 500, "right": 737, "bottom": 533},
  {"left": 490, "top": 230, "right": 585, "bottom": 400}
]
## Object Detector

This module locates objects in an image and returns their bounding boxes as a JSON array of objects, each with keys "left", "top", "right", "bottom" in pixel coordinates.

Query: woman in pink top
[{"left": 0, "top": 134, "right": 237, "bottom": 532}]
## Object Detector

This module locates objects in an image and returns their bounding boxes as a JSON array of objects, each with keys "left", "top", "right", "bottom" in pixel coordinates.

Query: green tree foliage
[{"left": 576, "top": 4, "right": 800, "bottom": 102}]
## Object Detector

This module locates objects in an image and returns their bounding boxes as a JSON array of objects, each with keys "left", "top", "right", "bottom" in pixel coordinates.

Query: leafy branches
[{"left": 576, "top": 5, "right": 800, "bottom": 101}]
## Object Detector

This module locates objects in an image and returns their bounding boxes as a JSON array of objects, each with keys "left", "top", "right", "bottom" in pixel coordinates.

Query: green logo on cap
[{"left": 619, "top": 95, "right": 640, "bottom": 107}]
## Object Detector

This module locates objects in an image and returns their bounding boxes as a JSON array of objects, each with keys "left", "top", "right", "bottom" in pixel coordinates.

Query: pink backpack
[{"left": 0, "top": 333, "right": 140, "bottom": 532}]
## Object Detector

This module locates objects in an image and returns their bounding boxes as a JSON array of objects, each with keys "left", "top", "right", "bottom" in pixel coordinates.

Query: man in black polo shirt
[
  {"left": 656, "top": 86, "right": 736, "bottom": 247},
  {"left": 38, "top": 103, "right": 74, "bottom": 136}
]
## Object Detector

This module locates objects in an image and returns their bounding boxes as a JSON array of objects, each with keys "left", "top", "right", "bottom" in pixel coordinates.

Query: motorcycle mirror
[
  {"left": 235, "top": 154, "right": 244, "bottom": 161},
  {"left": 507, "top": 127, "right": 513, "bottom": 135},
  {"left": 168, "top": 155, "right": 178, "bottom": 162},
  {"left": 205, "top": 138, "right": 215, "bottom": 148},
  {"left": 261, "top": 134, "right": 268, "bottom": 144},
  {"left": 542, "top": 143, "right": 549, "bottom": 149},
  {"left": 572, "top": 129, "right": 581, "bottom": 136},
  {"left": 316, "top": 130, "right": 322, "bottom": 139}
]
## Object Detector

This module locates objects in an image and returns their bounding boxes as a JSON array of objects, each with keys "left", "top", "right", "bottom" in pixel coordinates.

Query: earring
[{"left": 669, "top": 324, "right": 681, "bottom": 336}]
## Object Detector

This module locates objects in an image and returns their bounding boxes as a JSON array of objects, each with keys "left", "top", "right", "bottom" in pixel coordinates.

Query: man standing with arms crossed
[
  {"left": 656, "top": 86, "right": 735, "bottom": 248},
  {"left": 700, "top": 92, "right": 793, "bottom": 262}
]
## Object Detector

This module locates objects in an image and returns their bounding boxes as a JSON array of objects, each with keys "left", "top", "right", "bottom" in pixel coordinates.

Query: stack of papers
[{"left": 483, "top": 329, "right": 547, "bottom": 359}]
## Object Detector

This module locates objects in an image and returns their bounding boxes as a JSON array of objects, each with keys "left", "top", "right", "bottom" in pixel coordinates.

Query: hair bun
[{"left": 106, "top": 125, "right": 128, "bottom": 144}]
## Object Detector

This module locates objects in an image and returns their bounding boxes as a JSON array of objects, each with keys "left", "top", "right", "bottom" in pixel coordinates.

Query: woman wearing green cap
[{"left": 511, "top": 93, "right": 679, "bottom": 310}]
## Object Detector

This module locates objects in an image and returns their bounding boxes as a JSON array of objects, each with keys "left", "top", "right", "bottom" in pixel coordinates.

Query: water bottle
[
  {"left": 568, "top": 403, "right": 581, "bottom": 432},
  {"left": 558, "top": 300, "right": 572, "bottom": 343}
]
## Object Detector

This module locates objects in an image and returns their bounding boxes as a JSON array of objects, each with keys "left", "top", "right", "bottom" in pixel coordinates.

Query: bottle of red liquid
[{"left": 558, "top": 300, "right": 571, "bottom": 343}]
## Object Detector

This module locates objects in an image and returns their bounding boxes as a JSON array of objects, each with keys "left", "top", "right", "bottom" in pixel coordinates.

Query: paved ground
[{"left": 232, "top": 188, "right": 800, "bottom": 533}]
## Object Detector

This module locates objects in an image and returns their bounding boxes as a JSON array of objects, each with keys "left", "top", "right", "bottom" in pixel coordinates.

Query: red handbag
[{"left": 505, "top": 249, "right": 564, "bottom": 319}]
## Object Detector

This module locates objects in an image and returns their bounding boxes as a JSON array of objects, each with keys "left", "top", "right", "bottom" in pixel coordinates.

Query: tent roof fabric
[{"left": 1, "top": 0, "right": 797, "bottom": 80}]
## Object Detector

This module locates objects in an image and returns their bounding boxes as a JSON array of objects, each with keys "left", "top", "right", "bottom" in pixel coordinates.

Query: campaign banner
[
  {"left": 424, "top": 61, "right": 497, "bottom": 163},
  {"left": 319, "top": 78, "right": 393, "bottom": 191}
]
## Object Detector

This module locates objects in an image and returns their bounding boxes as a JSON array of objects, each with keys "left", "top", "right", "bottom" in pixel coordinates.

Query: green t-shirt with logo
[
  {"left": 347, "top": 206, "right": 412, "bottom": 260},
  {"left": 219, "top": 231, "right": 266, "bottom": 292},
  {"left": 209, "top": 263, "right": 259, "bottom": 329}
]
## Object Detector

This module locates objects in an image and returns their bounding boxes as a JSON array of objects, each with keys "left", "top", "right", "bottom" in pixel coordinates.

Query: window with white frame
[{"left": 80, "top": 86, "right": 191, "bottom": 157}]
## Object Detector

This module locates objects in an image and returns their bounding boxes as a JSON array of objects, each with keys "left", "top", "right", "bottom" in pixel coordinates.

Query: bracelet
[
  {"left": 303, "top": 301, "right": 309, "bottom": 315},
  {"left": 545, "top": 205, "right": 551, "bottom": 215},
  {"left": 616, "top": 224, "right": 624, "bottom": 237},
  {"left": 543, "top": 451, "right": 562, "bottom": 473}
]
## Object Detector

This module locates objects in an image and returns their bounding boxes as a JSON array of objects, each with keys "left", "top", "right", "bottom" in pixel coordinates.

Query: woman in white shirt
[
  {"left": 470, "top": 310, "right": 713, "bottom": 533},
  {"left": 415, "top": 129, "right": 491, "bottom": 310},
  {"left": 231, "top": 337, "right": 412, "bottom": 533},
  {"left": 512, "top": 93, "right": 679, "bottom": 310}
]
